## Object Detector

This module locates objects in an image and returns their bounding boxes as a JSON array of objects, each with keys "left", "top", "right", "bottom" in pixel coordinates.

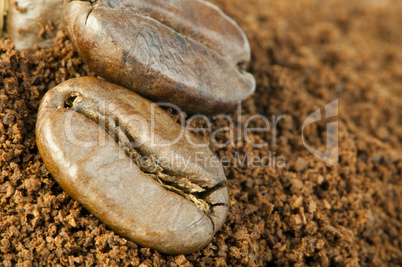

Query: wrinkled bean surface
[
  {"left": 36, "top": 77, "right": 229, "bottom": 254},
  {"left": 64, "top": 0, "right": 255, "bottom": 114}
]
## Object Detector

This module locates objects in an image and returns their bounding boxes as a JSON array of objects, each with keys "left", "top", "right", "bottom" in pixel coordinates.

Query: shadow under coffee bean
[{"left": 36, "top": 77, "right": 229, "bottom": 254}]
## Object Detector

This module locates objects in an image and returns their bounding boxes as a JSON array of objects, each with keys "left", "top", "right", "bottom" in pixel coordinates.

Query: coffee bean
[
  {"left": 64, "top": 0, "right": 255, "bottom": 114},
  {"left": 7, "top": 0, "right": 64, "bottom": 50},
  {"left": 98, "top": 0, "right": 251, "bottom": 67},
  {"left": 36, "top": 77, "right": 229, "bottom": 254}
]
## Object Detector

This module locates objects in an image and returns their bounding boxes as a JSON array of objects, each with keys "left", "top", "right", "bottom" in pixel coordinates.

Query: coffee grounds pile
[{"left": 1, "top": 0, "right": 401, "bottom": 265}]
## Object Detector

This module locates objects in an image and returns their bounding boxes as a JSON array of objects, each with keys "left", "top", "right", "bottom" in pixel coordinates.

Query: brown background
[{"left": 0, "top": 0, "right": 401, "bottom": 265}]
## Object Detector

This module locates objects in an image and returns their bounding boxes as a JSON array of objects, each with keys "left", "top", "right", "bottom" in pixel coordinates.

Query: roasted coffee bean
[
  {"left": 7, "top": 0, "right": 64, "bottom": 50},
  {"left": 0, "top": 0, "right": 8, "bottom": 38},
  {"left": 64, "top": 0, "right": 255, "bottom": 114},
  {"left": 36, "top": 77, "right": 229, "bottom": 254},
  {"left": 97, "top": 0, "right": 251, "bottom": 67}
]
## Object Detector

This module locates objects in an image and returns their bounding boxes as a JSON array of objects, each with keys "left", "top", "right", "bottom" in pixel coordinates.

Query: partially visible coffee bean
[
  {"left": 98, "top": 0, "right": 251, "bottom": 67},
  {"left": 0, "top": 0, "right": 8, "bottom": 38},
  {"left": 64, "top": 0, "right": 255, "bottom": 114},
  {"left": 36, "top": 77, "right": 229, "bottom": 254},
  {"left": 7, "top": 0, "right": 64, "bottom": 50}
]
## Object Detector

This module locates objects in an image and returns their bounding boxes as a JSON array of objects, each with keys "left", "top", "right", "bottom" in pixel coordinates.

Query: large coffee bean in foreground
[
  {"left": 36, "top": 77, "right": 229, "bottom": 254},
  {"left": 64, "top": 0, "right": 255, "bottom": 114}
]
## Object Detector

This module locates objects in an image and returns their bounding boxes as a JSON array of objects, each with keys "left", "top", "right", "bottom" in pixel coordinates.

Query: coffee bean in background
[
  {"left": 6, "top": 0, "right": 64, "bottom": 50},
  {"left": 64, "top": 0, "right": 256, "bottom": 115},
  {"left": 98, "top": 0, "right": 251, "bottom": 67},
  {"left": 0, "top": 0, "right": 8, "bottom": 38},
  {"left": 36, "top": 77, "right": 229, "bottom": 254}
]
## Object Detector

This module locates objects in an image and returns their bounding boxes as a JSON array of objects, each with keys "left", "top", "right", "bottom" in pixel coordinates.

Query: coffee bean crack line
[{"left": 65, "top": 92, "right": 218, "bottom": 214}]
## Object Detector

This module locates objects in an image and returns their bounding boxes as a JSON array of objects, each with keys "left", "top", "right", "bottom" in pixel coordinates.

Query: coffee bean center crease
[{"left": 64, "top": 92, "right": 227, "bottom": 214}]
